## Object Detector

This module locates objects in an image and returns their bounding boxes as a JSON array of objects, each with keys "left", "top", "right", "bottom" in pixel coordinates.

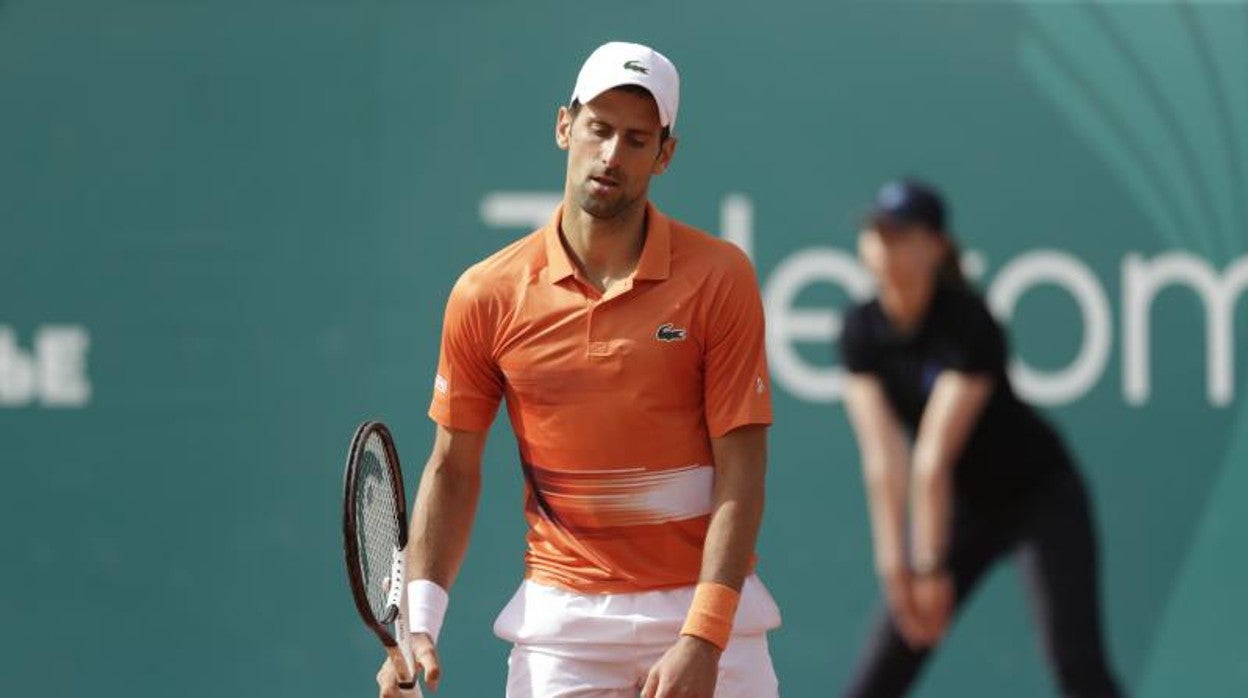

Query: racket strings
[{"left": 355, "top": 432, "right": 402, "bottom": 622}]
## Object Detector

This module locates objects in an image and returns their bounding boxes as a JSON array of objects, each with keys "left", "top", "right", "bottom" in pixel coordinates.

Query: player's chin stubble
[{"left": 575, "top": 183, "right": 640, "bottom": 221}]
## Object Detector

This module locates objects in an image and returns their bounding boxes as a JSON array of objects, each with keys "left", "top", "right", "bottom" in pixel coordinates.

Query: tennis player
[
  {"left": 377, "top": 41, "right": 781, "bottom": 698},
  {"left": 837, "top": 180, "right": 1123, "bottom": 697}
]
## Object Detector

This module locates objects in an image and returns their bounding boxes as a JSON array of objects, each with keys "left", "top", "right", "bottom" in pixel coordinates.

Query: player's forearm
[
  {"left": 677, "top": 430, "right": 765, "bottom": 653},
  {"left": 700, "top": 426, "right": 768, "bottom": 590},
  {"left": 698, "top": 480, "right": 764, "bottom": 590},
  {"left": 406, "top": 456, "right": 481, "bottom": 590}
]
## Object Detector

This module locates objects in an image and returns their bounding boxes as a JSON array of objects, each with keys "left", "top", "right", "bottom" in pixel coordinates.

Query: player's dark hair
[{"left": 568, "top": 84, "right": 672, "bottom": 145}]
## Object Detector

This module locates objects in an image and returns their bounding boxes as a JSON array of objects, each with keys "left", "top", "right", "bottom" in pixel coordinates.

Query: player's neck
[
  {"left": 560, "top": 202, "right": 648, "bottom": 293},
  {"left": 879, "top": 277, "right": 937, "bottom": 334}
]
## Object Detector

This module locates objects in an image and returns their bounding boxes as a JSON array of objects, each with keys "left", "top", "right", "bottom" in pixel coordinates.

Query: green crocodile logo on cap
[{"left": 623, "top": 60, "right": 649, "bottom": 75}]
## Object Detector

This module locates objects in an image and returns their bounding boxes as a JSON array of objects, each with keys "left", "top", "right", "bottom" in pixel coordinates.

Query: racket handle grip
[{"left": 395, "top": 602, "right": 424, "bottom": 697}]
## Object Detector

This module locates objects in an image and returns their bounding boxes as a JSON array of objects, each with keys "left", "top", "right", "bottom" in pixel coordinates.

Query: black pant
[{"left": 842, "top": 468, "right": 1124, "bottom": 698}]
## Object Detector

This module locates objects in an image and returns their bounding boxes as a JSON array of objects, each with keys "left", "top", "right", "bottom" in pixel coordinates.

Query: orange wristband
[{"left": 680, "top": 582, "right": 741, "bottom": 650}]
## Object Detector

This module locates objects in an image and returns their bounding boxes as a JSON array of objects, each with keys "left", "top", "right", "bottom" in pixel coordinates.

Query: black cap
[{"left": 868, "top": 179, "right": 947, "bottom": 233}]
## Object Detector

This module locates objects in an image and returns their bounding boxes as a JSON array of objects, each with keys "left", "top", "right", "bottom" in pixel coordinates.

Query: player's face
[
  {"left": 858, "top": 223, "right": 947, "bottom": 291},
  {"left": 556, "top": 88, "right": 676, "bottom": 220}
]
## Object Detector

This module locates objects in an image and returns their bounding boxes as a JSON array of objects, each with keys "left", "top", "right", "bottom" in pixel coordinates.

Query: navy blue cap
[{"left": 868, "top": 179, "right": 947, "bottom": 233}]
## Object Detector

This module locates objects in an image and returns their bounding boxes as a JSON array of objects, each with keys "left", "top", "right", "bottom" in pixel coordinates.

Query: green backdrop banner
[{"left": 2, "top": 1, "right": 1245, "bottom": 695}]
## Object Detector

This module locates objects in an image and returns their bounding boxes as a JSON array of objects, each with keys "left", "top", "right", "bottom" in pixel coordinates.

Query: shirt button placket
[{"left": 587, "top": 298, "right": 611, "bottom": 358}]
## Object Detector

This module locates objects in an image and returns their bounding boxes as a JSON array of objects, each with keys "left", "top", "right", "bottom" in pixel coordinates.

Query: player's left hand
[
  {"left": 909, "top": 570, "right": 954, "bottom": 648},
  {"left": 640, "top": 635, "right": 721, "bottom": 697}
]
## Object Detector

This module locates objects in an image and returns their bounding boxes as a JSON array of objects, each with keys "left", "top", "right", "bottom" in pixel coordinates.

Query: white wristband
[{"left": 405, "top": 579, "right": 450, "bottom": 644}]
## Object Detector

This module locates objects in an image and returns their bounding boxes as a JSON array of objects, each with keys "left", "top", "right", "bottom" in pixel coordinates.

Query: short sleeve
[
  {"left": 427, "top": 271, "right": 504, "bottom": 432},
  {"left": 941, "top": 293, "right": 1006, "bottom": 374},
  {"left": 839, "top": 303, "right": 879, "bottom": 374},
  {"left": 703, "top": 247, "right": 773, "bottom": 438}
]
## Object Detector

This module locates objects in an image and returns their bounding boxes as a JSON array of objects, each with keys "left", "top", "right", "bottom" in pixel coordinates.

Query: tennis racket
[{"left": 342, "top": 420, "right": 421, "bottom": 697}]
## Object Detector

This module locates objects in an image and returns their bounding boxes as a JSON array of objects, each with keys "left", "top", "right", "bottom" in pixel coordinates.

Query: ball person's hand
[
  {"left": 908, "top": 570, "right": 954, "bottom": 648},
  {"left": 881, "top": 568, "right": 926, "bottom": 648},
  {"left": 640, "top": 635, "right": 720, "bottom": 697}
]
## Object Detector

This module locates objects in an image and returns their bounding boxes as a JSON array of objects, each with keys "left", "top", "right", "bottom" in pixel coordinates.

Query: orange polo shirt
[{"left": 428, "top": 202, "right": 772, "bottom": 593}]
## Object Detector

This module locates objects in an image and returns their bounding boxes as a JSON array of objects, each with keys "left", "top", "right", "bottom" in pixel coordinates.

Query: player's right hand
[{"left": 376, "top": 632, "right": 442, "bottom": 697}]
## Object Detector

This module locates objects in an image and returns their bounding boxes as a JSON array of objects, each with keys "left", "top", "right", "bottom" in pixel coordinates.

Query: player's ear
[
  {"left": 651, "top": 135, "right": 677, "bottom": 175},
  {"left": 555, "top": 106, "right": 572, "bottom": 151}
]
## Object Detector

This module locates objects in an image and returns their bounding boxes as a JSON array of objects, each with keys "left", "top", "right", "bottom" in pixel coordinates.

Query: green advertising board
[{"left": 2, "top": 1, "right": 1245, "bottom": 695}]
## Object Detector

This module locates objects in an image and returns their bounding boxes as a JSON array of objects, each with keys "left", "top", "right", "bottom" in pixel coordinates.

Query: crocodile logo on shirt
[
  {"left": 656, "top": 323, "right": 687, "bottom": 342},
  {"left": 623, "top": 60, "right": 649, "bottom": 75}
]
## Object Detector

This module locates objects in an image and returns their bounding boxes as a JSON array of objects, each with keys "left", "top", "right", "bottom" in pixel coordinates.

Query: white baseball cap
[{"left": 569, "top": 42, "right": 681, "bottom": 130}]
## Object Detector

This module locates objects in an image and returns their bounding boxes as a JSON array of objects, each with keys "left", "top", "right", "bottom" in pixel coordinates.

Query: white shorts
[{"left": 493, "top": 575, "right": 782, "bottom": 697}]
